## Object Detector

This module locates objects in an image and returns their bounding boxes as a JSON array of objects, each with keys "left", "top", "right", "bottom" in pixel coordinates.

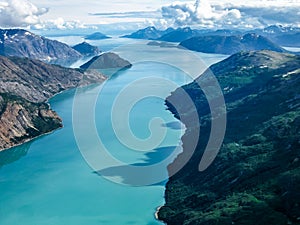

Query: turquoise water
[{"left": 0, "top": 38, "right": 227, "bottom": 225}]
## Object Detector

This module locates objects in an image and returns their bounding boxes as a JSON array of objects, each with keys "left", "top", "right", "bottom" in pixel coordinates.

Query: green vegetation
[{"left": 159, "top": 51, "right": 300, "bottom": 225}]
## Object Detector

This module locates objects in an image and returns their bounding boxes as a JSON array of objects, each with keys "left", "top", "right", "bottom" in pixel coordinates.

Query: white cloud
[
  {"left": 160, "top": 0, "right": 244, "bottom": 29},
  {"left": 0, "top": 0, "right": 92, "bottom": 30},
  {"left": 0, "top": 0, "right": 48, "bottom": 27},
  {"left": 1, "top": 0, "right": 300, "bottom": 32},
  {"left": 33, "top": 17, "right": 88, "bottom": 30},
  {"left": 158, "top": 0, "right": 300, "bottom": 29}
]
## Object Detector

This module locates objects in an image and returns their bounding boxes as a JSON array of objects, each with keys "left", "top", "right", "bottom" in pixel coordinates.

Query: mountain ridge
[
  {"left": 158, "top": 50, "right": 300, "bottom": 225},
  {"left": 0, "top": 56, "right": 107, "bottom": 151},
  {"left": 0, "top": 29, "right": 82, "bottom": 66},
  {"left": 179, "top": 33, "right": 287, "bottom": 54}
]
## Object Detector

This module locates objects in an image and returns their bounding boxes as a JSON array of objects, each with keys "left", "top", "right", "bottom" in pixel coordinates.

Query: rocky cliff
[
  {"left": 0, "top": 56, "right": 106, "bottom": 151},
  {"left": 0, "top": 94, "right": 62, "bottom": 150},
  {"left": 158, "top": 50, "right": 300, "bottom": 225},
  {"left": 0, "top": 56, "right": 106, "bottom": 103}
]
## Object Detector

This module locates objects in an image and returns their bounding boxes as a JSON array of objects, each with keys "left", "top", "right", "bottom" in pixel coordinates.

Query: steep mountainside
[
  {"left": 0, "top": 93, "right": 62, "bottom": 150},
  {"left": 0, "top": 56, "right": 106, "bottom": 103},
  {"left": 0, "top": 56, "right": 106, "bottom": 151},
  {"left": 0, "top": 29, "right": 82, "bottom": 66},
  {"left": 158, "top": 51, "right": 300, "bottom": 225},
  {"left": 180, "top": 33, "right": 286, "bottom": 54}
]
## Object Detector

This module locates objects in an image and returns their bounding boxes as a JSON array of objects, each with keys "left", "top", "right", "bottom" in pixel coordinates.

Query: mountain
[
  {"left": 256, "top": 25, "right": 300, "bottom": 36},
  {"left": 0, "top": 29, "right": 82, "bottom": 66},
  {"left": 0, "top": 93, "right": 62, "bottom": 151},
  {"left": 0, "top": 56, "right": 106, "bottom": 151},
  {"left": 180, "top": 33, "right": 286, "bottom": 54},
  {"left": 158, "top": 27, "right": 202, "bottom": 42},
  {"left": 202, "top": 29, "right": 243, "bottom": 36},
  {"left": 253, "top": 25, "right": 300, "bottom": 47},
  {"left": 84, "top": 32, "right": 111, "bottom": 40},
  {"left": 273, "top": 33, "right": 300, "bottom": 48},
  {"left": 158, "top": 50, "right": 300, "bottom": 225},
  {"left": 121, "top": 26, "right": 175, "bottom": 40},
  {"left": 72, "top": 42, "right": 102, "bottom": 57},
  {"left": 80, "top": 52, "right": 132, "bottom": 70}
]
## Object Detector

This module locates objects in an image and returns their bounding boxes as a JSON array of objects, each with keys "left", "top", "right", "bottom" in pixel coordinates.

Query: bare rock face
[
  {"left": 0, "top": 56, "right": 106, "bottom": 103},
  {"left": 0, "top": 94, "right": 62, "bottom": 151},
  {"left": 0, "top": 56, "right": 107, "bottom": 151}
]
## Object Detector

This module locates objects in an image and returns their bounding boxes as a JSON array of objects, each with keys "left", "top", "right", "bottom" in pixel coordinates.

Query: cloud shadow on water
[
  {"left": 94, "top": 146, "right": 179, "bottom": 186},
  {"left": 161, "top": 121, "right": 185, "bottom": 130}
]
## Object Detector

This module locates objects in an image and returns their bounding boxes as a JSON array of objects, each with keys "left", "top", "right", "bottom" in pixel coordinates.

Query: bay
[{"left": 0, "top": 37, "right": 227, "bottom": 225}]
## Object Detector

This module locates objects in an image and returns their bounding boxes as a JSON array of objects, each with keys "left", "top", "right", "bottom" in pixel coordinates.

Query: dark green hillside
[{"left": 158, "top": 50, "right": 300, "bottom": 225}]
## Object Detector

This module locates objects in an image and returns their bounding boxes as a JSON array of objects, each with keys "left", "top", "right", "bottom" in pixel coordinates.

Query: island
[{"left": 84, "top": 32, "right": 111, "bottom": 40}]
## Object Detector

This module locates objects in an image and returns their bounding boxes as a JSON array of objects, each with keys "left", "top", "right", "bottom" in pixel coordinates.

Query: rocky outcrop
[
  {"left": 0, "top": 56, "right": 107, "bottom": 151},
  {"left": 0, "top": 29, "right": 82, "bottom": 66},
  {"left": 0, "top": 93, "right": 62, "bottom": 151},
  {"left": 158, "top": 51, "right": 300, "bottom": 225}
]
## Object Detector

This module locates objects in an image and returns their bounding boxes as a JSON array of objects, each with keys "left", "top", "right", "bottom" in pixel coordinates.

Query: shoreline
[
  {"left": 155, "top": 206, "right": 167, "bottom": 224},
  {"left": 0, "top": 125, "right": 63, "bottom": 152},
  {"left": 155, "top": 206, "right": 162, "bottom": 220},
  {"left": 0, "top": 76, "right": 107, "bottom": 153}
]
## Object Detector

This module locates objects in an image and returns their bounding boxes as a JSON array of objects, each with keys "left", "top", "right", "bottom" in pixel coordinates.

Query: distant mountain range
[
  {"left": 253, "top": 25, "right": 300, "bottom": 47},
  {"left": 157, "top": 27, "right": 202, "bottom": 42},
  {"left": 122, "top": 25, "right": 300, "bottom": 47},
  {"left": 180, "top": 33, "right": 286, "bottom": 54},
  {"left": 84, "top": 32, "right": 111, "bottom": 40},
  {"left": 0, "top": 29, "right": 82, "bottom": 66},
  {"left": 121, "top": 26, "right": 174, "bottom": 40},
  {"left": 158, "top": 50, "right": 300, "bottom": 225}
]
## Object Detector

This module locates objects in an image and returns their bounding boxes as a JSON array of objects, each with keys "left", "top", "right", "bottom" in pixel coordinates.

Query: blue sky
[{"left": 0, "top": 0, "right": 300, "bottom": 31}]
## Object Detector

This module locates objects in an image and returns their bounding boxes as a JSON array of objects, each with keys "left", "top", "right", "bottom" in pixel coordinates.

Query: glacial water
[{"left": 0, "top": 38, "right": 227, "bottom": 225}]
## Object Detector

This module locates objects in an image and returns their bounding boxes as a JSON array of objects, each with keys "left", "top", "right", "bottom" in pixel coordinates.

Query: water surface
[{"left": 0, "top": 38, "right": 227, "bottom": 225}]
